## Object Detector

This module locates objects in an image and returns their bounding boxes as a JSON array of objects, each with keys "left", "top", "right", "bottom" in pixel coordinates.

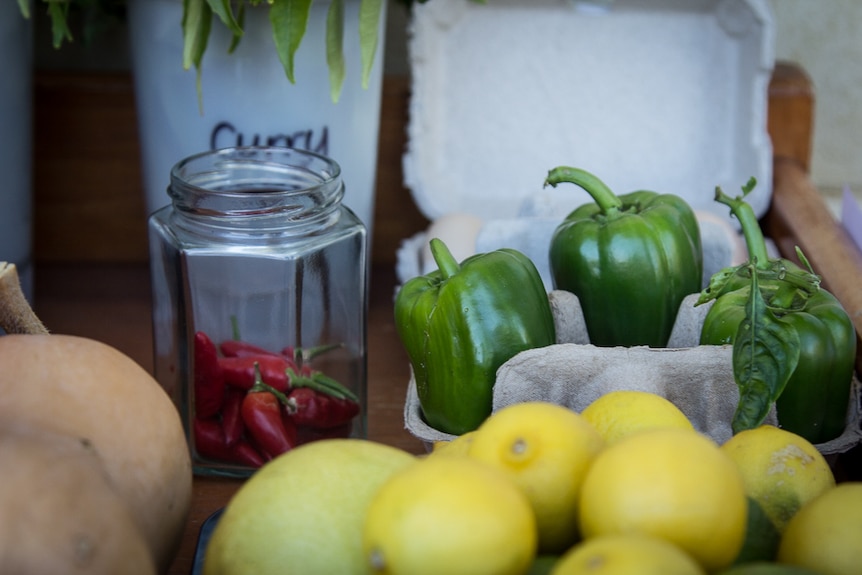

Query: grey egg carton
[{"left": 403, "top": 291, "right": 862, "bottom": 456}]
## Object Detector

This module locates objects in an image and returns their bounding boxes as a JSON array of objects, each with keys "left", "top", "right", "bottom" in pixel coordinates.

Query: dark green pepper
[
  {"left": 697, "top": 179, "right": 856, "bottom": 443},
  {"left": 545, "top": 166, "right": 703, "bottom": 347},
  {"left": 394, "top": 238, "right": 556, "bottom": 435}
]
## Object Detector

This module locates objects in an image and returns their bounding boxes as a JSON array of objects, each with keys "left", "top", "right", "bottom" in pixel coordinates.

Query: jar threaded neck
[{"left": 168, "top": 147, "right": 344, "bottom": 232}]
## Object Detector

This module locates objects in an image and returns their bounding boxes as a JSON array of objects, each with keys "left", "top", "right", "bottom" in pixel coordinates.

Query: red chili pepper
[
  {"left": 219, "top": 339, "right": 283, "bottom": 359},
  {"left": 221, "top": 387, "right": 245, "bottom": 448},
  {"left": 330, "top": 396, "right": 360, "bottom": 424},
  {"left": 192, "top": 417, "right": 267, "bottom": 468},
  {"left": 281, "top": 406, "right": 300, "bottom": 446},
  {"left": 286, "top": 388, "right": 324, "bottom": 427},
  {"left": 220, "top": 355, "right": 295, "bottom": 392},
  {"left": 231, "top": 440, "right": 270, "bottom": 468},
  {"left": 241, "top": 365, "right": 297, "bottom": 459},
  {"left": 193, "top": 417, "right": 225, "bottom": 461},
  {"left": 287, "top": 387, "right": 360, "bottom": 429},
  {"left": 194, "top": 331, "right": 225, "bottom": 418}
]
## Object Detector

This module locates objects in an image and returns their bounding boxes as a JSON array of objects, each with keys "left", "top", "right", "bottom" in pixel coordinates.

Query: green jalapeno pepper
[
  {"left": 394, "top": 239, "right": 556, "bottom": 435},
  {"left": 545, "top": 166, "right": 703, "bottom": 347},
  {"left": 697, "top": 178, "right": 856, "bottom": 443}
]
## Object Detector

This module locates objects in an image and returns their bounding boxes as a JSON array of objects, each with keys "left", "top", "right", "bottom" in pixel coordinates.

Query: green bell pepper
[
  {"left": 697, "top": 179, "right": 856, "bottom": 443},
  {"left": 394, "top": 238, "right": 556, "bottom": 435},
  {"left": 545, "top": 166, "right": 703, "bottom": 347}
]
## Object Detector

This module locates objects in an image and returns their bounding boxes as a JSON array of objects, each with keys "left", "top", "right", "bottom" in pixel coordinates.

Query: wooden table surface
[{"left": 31, "top": 263, "right": 427, "bottom": 575}]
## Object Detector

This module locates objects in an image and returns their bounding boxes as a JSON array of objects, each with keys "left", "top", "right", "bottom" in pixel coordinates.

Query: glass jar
[{"left": 148, "top": 146, "right": 367, "bottom": 478}]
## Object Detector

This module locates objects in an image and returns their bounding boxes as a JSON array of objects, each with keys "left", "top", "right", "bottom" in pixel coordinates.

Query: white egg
[{"left": 420, "top": 212, "right": 485, "bottom": 274}]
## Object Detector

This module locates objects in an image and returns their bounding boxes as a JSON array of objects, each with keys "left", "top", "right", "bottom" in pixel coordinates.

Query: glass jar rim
[
  {"left": 167, "top": 146, "right": 344, "bottom": 222},
  {"left": 170, "top": 146, "right": 341, "bottom": 196}
]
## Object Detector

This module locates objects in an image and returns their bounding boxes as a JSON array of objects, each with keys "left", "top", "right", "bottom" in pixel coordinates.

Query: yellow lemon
[
  {"left": 720, "top": 425, "right": 835, "bottom": 532},
  {"left": 550, "top": 534, "right": 706, "bottom": 575},
  {"left": 203, "top": 439, "right": 416, "bottom": 575},
  {"left": 362, "top": 455, "right": 537, "bottom": 575},
  {"left": 429, "top": 430, "right": 476, "bottom": 457},
  {"left": 777, "top": 482, "right": 862, "bottom": 575},
  {"left": 579, "top": 428, "right": 747, "bottom": 572},
  {"left": 580, "top": 390, "right": 694, "bottom": 444},
  {"left": 466, "top": 401, "right": 605, "bottom": 553}
]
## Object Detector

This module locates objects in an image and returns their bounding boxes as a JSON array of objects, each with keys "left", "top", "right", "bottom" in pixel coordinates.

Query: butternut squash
[
  {"left": 0, "top": 262, "right": 193, "bottom": 571},
  {"left": 0, "top": 420, "right": 157, "bottom": 574},
  {"left": 0, "top": 334, "right": 193, "bottom": 571}
]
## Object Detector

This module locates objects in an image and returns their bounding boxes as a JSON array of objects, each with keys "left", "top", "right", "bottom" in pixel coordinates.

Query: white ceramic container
[{"left": 127, "top": 0, "right": 387, "bottom": 235}]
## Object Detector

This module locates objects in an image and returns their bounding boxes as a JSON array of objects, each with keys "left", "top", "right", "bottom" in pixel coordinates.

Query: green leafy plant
[
  {"left": 182, "top": 0, "right": 385, "bottom": 103},
  {"left": 18, "top": 0, "right": 386, "bottom": 103}
]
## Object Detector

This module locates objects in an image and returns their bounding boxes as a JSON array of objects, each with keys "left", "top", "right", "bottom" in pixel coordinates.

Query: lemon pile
[
  {"left": 364, "top": 391, "right": 860, "bottom": 575},
  {"left": 203, "top": 390, "right": 861, "bottom": 575}
]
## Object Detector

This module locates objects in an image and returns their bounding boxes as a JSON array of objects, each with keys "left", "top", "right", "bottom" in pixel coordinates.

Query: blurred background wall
[{"left": 768, "top": 0, "right": 862, "bottom": 212}]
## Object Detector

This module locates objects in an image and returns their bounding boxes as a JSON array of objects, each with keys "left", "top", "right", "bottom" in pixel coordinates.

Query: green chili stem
[
  {"left": 294, "top": 342, "right": 343, "bottom": 366},
  {"left": 429, "top": 238, "right": 461, "bottom": 280},
  {"left": 312, "top": 372, "right": 359, "bottom": 402},
  {"left": 715, "top": 186, "right": 770, "bottom": 269},
  {"left": 287, "top": 367, "right": 358, "bottom": 402},
  {"left": 543, "top": 166, "right": 623, "bottom": 214}
]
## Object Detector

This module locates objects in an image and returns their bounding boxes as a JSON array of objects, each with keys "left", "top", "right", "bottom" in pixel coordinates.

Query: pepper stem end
[
  {"left": 543, "top": 166, "right": 623, "bottom": 213},
  {"left": 429, "top": 238, "right": 461, "bottom": 280},
  {"left": 714, "top": 179, "right": 770, "bottom": 269}
]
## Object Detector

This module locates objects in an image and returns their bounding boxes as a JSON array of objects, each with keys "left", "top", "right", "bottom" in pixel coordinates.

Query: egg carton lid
[{"left": 403, "top": 0, "right": 776, "bottom": 223}]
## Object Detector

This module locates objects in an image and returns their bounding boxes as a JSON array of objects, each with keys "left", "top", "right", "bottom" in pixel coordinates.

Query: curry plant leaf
[
  {"left": 182, "top": 0, "right": 213, "bottom": 112},
  {"left": 731, "top": 260, "right": 801, "bottom": 434},
  {"left": 47, "top": 1, "right": 73, "bottom": 47},
  {"left": 205, "top": 0, "right": 243, "bottom": 35},
  {"left": 227, "top": 2, "right": 247, "bottom": 53},
  {"left": 326, "top": 0, "right": 346, "bottom": 103},
  {"left": 182, "top": 0, "right": 212, "bottom": 71},
  {"left": 269, "top": 0, "right": 313, "bottom": 84},
  {"left": 358, "top": 0, "right": 383, "bottom": 89}
]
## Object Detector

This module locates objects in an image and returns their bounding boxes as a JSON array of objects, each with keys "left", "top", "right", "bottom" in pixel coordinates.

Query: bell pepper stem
[
  {"left": 429, "top": 238, "right": 461, "bottom": 280},
  {"left": 543, "top": 166, "right": 623, "bottom": 214},
  {"left": 715, "top": 182, "right": 770, "bottom": 269}
]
